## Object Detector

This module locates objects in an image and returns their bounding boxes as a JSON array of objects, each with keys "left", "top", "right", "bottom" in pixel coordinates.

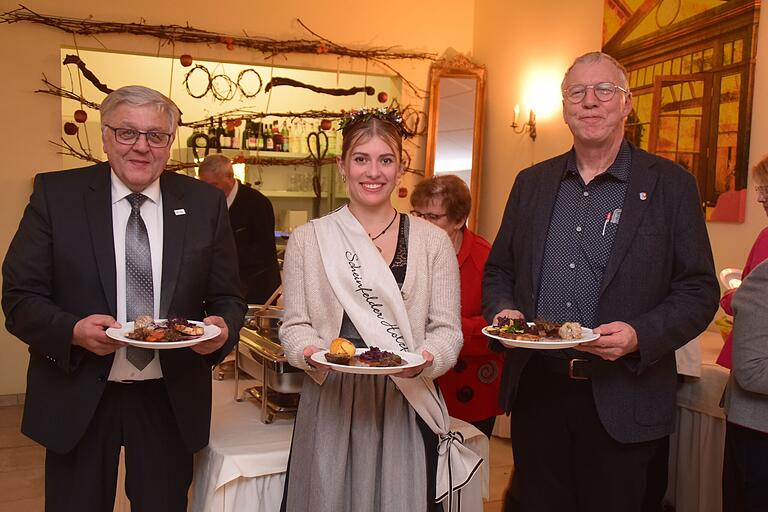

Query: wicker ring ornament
[
  {"left": 210, "top": 74, "right": 237, "bottom": 101},
  {"left": 237, "top": 68, "right": 263, "bottom": 98},
  {"left": 183, "top": 64, "right": 212, "bottom": 99}
]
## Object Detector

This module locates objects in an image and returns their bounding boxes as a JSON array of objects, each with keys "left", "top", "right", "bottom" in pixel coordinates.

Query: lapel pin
[
  {"left": 639, "top": 192, "right": 647, "bottom": 201},
  {"left": 174, "top": 208, "right": 186, "bottom": 216}
]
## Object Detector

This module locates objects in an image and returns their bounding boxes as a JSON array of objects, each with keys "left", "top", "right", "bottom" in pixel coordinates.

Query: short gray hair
[
  {"left": 100, "top": 85, "right": 181, "bottom": 132},
  {"left": 198, "top": 153, "right": 233, "bottom": 176},
  {"left": 562, "top": 51, "right": 630, "bottom": 92}
]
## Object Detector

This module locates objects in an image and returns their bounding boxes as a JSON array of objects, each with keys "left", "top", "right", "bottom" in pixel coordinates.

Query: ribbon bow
[{"left": 436, "top": 431, "right": 466, "bottom": 511}]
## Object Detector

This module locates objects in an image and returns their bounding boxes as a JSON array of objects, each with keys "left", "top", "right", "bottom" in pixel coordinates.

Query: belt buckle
[{"left": 568, "top": 358, "right": 590, "bottom": 380}]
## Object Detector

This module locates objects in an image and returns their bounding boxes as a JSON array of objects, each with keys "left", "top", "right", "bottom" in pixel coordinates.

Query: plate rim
[
  {"left": 311, "top": 347, "right": 425, "bottom": 374},
  {"left": 105, "top": 320, "right": 221, "bottom": 349}
]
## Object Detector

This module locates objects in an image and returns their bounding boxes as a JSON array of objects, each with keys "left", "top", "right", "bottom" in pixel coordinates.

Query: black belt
[{"left": 533, "top": 354, "right": 597, "bottom": 380}]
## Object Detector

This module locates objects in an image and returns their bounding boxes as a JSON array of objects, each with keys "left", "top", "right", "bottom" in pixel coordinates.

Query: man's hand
[
  {"left": 72, "top": 314, "right": 124, "bottom": 355},
  {"left": 493, "top": 309, "right": 525, "bottom": 325},
  {"left": 576, "top": 321, "right": 638, "bottom": 361},
  {"left": 191, "top": 316, "right": 229, "bottom": 355},
  {"left": 394, "top": 350, "right": 434, "bottom": 378}
]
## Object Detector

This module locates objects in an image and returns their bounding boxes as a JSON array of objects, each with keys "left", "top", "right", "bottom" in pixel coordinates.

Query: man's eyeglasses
[
  {"left": 105, "top": 125, "right": 173, "bottom": 148},
  {"left": 562, "top": 82, "right": 629, "bottom": 104},
  {"left": 755, "top": 185, "right": 768, "bottom": 196},
  {"left": 410, "top": 210, "right": 448, "bottom": 222}
]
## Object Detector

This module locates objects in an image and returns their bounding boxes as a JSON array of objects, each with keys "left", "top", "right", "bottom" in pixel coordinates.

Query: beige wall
[
  {"left": 474, "top": 0, "right": 768, "bottom": 326},
  {"left": 0, "top": 0, "right": 475, "bottom": 394}
]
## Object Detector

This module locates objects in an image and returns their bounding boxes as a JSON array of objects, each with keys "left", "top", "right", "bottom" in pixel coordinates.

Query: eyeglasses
[
  {"left": 410, "top": 210, "right": 448, "bottom": 222},
  {"left": 105, "top": 125, "right": 173, "bottom": 148},
  {"left": 562, "top": 82, "right": 629, "bottom": 104},
  {"left": 756, "top": 185, "right": 768, "bottom": 196}
]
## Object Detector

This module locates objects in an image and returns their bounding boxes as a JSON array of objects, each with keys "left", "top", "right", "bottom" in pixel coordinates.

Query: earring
[{"left": 340, "top": 174, "right": 346, "bottom": 183}]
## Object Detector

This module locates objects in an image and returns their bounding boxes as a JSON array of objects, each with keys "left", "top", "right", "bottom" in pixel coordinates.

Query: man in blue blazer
[
  {"left": 2, "top": 86, "right": 247, "bottom": 511},
  {"left": 483, "top": 52, "right": 719, "bottom": 511}
]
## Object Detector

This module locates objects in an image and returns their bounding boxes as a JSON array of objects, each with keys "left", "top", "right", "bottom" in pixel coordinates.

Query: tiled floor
[{"left": 0, "top": 401, "right": 513, "bottom": 511}]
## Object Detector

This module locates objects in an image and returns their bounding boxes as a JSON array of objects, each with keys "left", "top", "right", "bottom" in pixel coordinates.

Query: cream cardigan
[{"left": 279, "top": 215, "right": 463, "bottom": 379}]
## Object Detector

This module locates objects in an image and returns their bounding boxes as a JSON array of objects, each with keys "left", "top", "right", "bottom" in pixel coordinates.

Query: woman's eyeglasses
[
  {"left": 562, "top": 82, "right": 628, "bottom": 104},
  {"left": 410, "top": 210, "right": 448, "bottom": 221}
]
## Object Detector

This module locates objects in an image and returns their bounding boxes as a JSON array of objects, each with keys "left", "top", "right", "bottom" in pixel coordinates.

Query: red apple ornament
[
  {"left": 180, "top": 54, "right": 193, "bottom": 67},
  {"left": 377, "top": 91, "right": 388, "bottom": 104},
  {"left": 64, "top": 122, "right": 78, "bottom": 135},
  {"left": 320, "top": 119, "right": 332, "bottom": 131},
  {"left": 74, "top": 109, "right": 88, "bottom": 123},
  {"left": 397, "top": 186, "right": 408, "bottom": 198}
]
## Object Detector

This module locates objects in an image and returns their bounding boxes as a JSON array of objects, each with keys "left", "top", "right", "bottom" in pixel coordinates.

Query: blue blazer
[{"left": 482, "top": 144, "right": 719, "bottom": 443}]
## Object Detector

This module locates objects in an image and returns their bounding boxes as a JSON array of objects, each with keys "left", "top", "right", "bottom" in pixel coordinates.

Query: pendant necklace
[{"left": 369, "top": 208, "right": 398, "bottom": 253}]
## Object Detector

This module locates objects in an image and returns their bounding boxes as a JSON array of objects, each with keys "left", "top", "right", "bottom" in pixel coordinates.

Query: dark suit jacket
[
  {"left": 2, "top": 162, "right": 247, "bottom": 454},
  {"left": 482, "top": 144, "right": 719, "bottom": 443},
  {"left": 229, "top": 183, "right": 281, "bottom": 304}
]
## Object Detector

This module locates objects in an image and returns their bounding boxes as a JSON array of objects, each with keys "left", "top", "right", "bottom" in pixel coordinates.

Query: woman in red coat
[{"left": 411, "top": 175, "right": 503, "bottom": 437}]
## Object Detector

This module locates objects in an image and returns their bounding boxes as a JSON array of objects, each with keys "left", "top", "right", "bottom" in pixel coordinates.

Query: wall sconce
[{"left": 511, "top": 104, "right": 537, "bottom": 141}]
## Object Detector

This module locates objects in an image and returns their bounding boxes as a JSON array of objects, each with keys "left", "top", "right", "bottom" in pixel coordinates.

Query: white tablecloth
[
  {"left": 665, "top": 331, "right": 729, "bottom": 512},
  {"left": 192, "top": 378, "right": 489, "bottom": 512}
]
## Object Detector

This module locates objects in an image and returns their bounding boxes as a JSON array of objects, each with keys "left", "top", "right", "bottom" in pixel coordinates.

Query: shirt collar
[
  {"left": 563, "top": 140, "right": 632, "bottom": 183},
  {"left": 110, "top": 169, "right": 161, "bottom": 205},
  {"left": 226, "top": 179, "right": 238, "bottom": 208}
]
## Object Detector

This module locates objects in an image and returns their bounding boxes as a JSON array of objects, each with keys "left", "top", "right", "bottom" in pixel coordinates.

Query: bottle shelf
[{"left": 259, "top": 190, "right": 328, "bottom": 198}]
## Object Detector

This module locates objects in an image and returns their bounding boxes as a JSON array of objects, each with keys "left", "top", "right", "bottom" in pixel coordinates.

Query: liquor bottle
[
  {"left": 224, "top": 122, "right": 236, "bottom": 149},
  {"left": 272, "top": 121, "right": 283, "bottom": 152},
  {"left": 255, "top": 122, "right": 266, "bottom": 150},
  {"left": 207, "top": 119, "right": 220, "bottom": 151},
  {"left": 264, "top": 119, "right": 274, "bottom": 151},
  {"left": 281, "top": 121, "right": 290, "bottom": 153},
  {"left": 215, "top": 118, "right": 226, "bottom": 150}
]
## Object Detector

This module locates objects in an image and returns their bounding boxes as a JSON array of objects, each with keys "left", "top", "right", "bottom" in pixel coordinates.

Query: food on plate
[
  {"left": 486, "top": 316, "right": 584, "bottom": 342},
  {"left": 126, "top": 317, "right": 204, "bottom": 342},
  {"left": 356, "top": 347, "right": 403, "bottom": 367},
  {"left": 323, "top": 342, "right": 404, "bottom": 367},
  {"left": 325, "top": 337, "right": 356, "bottom": 364},
  {"left": 557, "top": 322, "right": 582, "bottom": 340}
]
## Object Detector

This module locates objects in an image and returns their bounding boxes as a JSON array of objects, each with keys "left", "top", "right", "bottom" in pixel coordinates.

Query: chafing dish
[{"left": 236, "top": 308, "right": 304, "bottom": 423}]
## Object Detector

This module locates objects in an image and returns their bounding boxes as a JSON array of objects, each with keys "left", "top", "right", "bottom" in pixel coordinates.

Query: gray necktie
[{"left": 125, "top": 193, "right": 155, "bottom": 370}]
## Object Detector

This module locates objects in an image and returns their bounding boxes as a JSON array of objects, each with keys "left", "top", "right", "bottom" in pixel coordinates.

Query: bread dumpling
[
  {"left": 558, "top": 322, "right": 582, "bottom": 340},
  {"left": 325, "top": 337, "right": 356, "bottom": 364}
]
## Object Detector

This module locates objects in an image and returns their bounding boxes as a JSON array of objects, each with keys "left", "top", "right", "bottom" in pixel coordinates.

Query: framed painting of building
[{"left": 603, "top": 0, "right": 760, "bottom": 223}]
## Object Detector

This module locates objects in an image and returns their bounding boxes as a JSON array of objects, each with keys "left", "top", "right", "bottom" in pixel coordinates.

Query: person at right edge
[{"left": 483, "top": 51, "right": 719, "bottom": 512}]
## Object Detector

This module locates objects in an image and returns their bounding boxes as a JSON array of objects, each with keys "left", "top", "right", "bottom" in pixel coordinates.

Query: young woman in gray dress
[{"left": 279, "top": 108, "right": 464, "bottom": 512}]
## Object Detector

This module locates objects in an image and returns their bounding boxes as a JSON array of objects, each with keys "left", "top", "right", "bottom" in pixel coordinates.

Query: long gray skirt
[{"left": 283, "top": 372, "right": 428, "bottom": 512}]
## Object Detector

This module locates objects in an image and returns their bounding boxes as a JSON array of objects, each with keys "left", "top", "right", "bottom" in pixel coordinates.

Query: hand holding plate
[
  {"left": 303, "top": 345, "right": 330, "bottom": 370},
  {"left": 393, "top": 350, "right": 433, "bottom": 378},
  {"left": 191, "top": 315, "right": 228, "bottom": 355},
  {"left": 72, "top": 314, "right": 125, "bottom": 355},
  {"left": 576, "top": 321, "right": 638, "bottom": 360}
]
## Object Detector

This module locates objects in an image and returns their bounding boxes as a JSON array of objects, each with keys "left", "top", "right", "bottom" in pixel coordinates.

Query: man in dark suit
[
  {"left": 2, "top": 85, "right": 246, "bottom": 511},
  {"left": 483, "top": 52, "right": 719, "bottom": 511},
  {"left": 198, "top": 154, "right": 281, "bottom": 304}
]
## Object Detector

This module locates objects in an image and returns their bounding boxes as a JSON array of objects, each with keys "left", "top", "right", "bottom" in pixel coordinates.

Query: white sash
[{"left": 312, "top": 205, "right": 482, "bottom": 506}]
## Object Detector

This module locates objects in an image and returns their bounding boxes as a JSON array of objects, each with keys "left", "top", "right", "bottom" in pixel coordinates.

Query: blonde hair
[{"left": 340, "top": 118, "right": 403, "bottom": 161}]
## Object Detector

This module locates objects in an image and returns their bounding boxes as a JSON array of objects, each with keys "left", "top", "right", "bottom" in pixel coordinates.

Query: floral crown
[{"left": 338, "top": 106, "right": 413, "bottom": 139}]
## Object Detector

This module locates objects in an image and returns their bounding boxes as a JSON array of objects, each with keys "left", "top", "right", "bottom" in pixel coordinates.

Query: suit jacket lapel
[
  {"left": 599, "top": 149, "right": 659, "bottom": 294},
  {"left": 84, "top": 163, "right": 118, "bottom": 317},
  {"left": 530, "top": 156, "right": 567, "bottom": 310},
  {"left": 159, "top": 173, "right": 187, "bottom": 318}
]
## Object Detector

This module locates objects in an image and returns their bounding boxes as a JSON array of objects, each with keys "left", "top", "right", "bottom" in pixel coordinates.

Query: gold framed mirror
[{"left": 423, "top": 54, "right": 486, "bottom": 231}]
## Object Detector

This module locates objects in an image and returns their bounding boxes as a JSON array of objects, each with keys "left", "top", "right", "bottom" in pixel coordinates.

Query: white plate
[
  {"left": 311, "top": 348, "right": 425, "bottom": 375},
  {"left": 106, "top": 320, "right": 221, "bottom": 349},
  {"left": 482, "top": 325, "right": 599, "bottom": 350}
]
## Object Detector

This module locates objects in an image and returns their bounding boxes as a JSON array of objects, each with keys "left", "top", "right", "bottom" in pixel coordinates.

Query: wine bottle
[
  {"left": 281, "top": 121, "right": 290, "bottom": 153},
  {"left": 272, "top": 121, "right": 283, "bottom": 152},
  {"left": 215, "top": 118, "right": 226, "bottom": 150},
  {"left": 264, "top": 119, "right": 274, "bottom": 151},
  {"left": 207, "top": 119, "right": 220, "bottom": 151}
]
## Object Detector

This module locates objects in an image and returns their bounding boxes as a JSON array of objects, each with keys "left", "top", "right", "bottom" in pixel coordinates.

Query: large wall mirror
[{"left": 424, "top": 54, "right": 486, "bottom": 230}]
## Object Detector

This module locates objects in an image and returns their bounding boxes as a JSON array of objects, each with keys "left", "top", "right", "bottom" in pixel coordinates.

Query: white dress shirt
[
  {"left": 226, "top": 179, "right": 238, "bottom": 209},
  {"left": 107, "top": 171, "right": 164, "bottom": 381}
]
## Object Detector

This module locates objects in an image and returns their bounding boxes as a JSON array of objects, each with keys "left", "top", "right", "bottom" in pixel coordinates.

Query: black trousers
[
  {"left": 510, "top": 355, "right": 664, "bottom": 512},
  {"left": 45, "top": 380, "right": 192, "bottom": 512},
  {"left": 723, "top": 421, "right": 768, "bottom": 512}
]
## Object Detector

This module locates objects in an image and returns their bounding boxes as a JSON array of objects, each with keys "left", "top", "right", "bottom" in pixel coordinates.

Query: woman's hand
[
  {"left": 303, "top": 345, "right": 330, "bottom": 370},
  {"left": 393, "top": 350, "right": 433, "bottom": 378}
]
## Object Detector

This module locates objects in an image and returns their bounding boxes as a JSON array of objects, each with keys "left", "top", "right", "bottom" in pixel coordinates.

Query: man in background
[
  {"left": 2, "top": 85, "right": 246, "bottom": 511},
  {"left": 199, "top": 154, "right": 281, "bottom": 304},
  {"left": 483, "top": 52, "right": 719, "bottom": 511}
]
